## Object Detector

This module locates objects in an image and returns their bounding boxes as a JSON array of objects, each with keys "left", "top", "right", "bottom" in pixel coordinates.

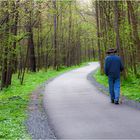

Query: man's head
[{"left": 106, "top": 48, "right": 117, "bottom": 55}]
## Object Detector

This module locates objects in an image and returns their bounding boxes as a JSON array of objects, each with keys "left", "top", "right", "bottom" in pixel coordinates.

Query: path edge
[
  {"left": 87, "top": 68, "right": 140, "bottom": 110},
  {"left": 25, "top": 63, "right": 90, "bottom": 139}
]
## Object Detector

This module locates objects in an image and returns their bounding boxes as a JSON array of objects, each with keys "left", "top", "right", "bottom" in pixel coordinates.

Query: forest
[
  {"left": 96, "top": 0, "right": 140, "bottom": 78},
  {"left": 0, "top": 0, "right": 96, "bottom": 89},
  {"left": 0, "top": 0, "right": 140, "bottom": 89},
  {"left": 0, "top": 0, "right": 140, "bottom": 139}
]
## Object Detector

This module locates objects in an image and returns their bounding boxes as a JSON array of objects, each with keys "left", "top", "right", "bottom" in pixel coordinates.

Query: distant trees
[
  {"left": 0, "top": 0, "right": 96, "bottom": 89},
  {"left": 95, "top": 1, "right": 140, "bottom": 78},
  {"left": 2, "top": 0, "right": 139, "bottom": 89}
]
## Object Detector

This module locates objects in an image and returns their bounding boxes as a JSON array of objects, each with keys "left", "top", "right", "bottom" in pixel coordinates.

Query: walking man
[{"left": 104, "top": 48, "right": 124, "bottom": 104}]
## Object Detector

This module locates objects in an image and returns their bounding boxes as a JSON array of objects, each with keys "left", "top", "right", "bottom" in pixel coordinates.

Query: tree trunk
[
  {"left": 53, "top": 0, "right": 58, "bottom": 70},
  {"left": 127, "top": 1, "right": 140, "bottom": 66},
  {"left": 114, "top": 1, "right": 121, "bottom": 54}
]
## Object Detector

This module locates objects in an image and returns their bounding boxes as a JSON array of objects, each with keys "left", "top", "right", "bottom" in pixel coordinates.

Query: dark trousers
[{"left": 108, "top": 77, "right": 120, "bottom": 102}]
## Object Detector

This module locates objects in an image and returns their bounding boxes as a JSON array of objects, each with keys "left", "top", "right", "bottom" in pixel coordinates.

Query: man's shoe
[
  {"left": 111, "top": 99, "right": 114, "bottom": 103},
  {"left": 114, "top": 101, "right": 119, "bottom": 105}
]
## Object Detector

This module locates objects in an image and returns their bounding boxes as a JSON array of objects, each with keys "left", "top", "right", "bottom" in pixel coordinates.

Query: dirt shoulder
[{"left": 25, "top": 81, "right": 56, "bottom": 139}]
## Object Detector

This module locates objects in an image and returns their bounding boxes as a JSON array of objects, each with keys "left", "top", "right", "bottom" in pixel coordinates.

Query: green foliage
[
  {"left": 121, "top": 74, "right": 140, "bottom": 102},
  {"left": 93, "top": 69, "right": 140, "bottom": 102},
  {"left": 0, "top": 63, "right": 87, "bottom": 139},
  {"left": 94, "top": 70, "right": 108, "bottom": 87}
]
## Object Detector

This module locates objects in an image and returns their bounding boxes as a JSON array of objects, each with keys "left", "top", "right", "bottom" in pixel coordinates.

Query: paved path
[{"left": 44, "top": 62, "right": 140, "bottom": 139}]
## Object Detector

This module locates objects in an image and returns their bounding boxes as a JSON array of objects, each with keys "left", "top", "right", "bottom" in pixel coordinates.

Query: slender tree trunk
[
  {"left": 1, "top": 1, "right": 9, "bottom": 88},
  {"left": 95, "top": 1, "right": 101, "bottom": 61},
  {"left": 114, "top": 1, "right": 121, "bottom": 54},
  {"left": 67, "top": 1, "right": 72, "bottom": 67},
  {"left": 28, "top": 26, "right": 36, "bottom": 72},
  {"left": 53, "top": 0, "right": 58, "bottom": 70},
  {"left": 127, "top": 1, "right": 140, "bottom": 66},
  {"left": 6, "top": 0, "right": 19, "bottom": 86}
]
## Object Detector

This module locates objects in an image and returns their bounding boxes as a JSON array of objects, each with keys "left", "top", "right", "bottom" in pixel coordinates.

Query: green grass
[
  {"left": 0, "top": 63, "right": 87, "bottom": 139},
  {"left": 93, "top": 69, "right": 140, "bottom": 102}
]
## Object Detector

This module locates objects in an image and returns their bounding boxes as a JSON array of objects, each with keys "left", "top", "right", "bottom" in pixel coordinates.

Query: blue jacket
[{"left": 104, "top": 55, "right": 124, "bottom": 78}]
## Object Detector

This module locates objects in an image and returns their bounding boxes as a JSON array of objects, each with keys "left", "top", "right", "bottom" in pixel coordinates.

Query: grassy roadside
[
  {"left": 0, "top": 63, "right": 87, "bottom": 139},
  {"left": 93, "top": 69, "right": 140, "bottom": 102}
]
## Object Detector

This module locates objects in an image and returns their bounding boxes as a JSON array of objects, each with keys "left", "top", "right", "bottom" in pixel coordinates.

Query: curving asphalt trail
[{"left": 44, "top": 62, "right": 140, "bottom": 139}]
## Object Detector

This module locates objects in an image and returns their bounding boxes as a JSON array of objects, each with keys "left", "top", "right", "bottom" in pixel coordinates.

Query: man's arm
[
  {"left": 120, "top": 58, "right": 124, "bottom": 72},
  {"left": 104, "top": 57, "right": 109, "bottom": 76}
]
